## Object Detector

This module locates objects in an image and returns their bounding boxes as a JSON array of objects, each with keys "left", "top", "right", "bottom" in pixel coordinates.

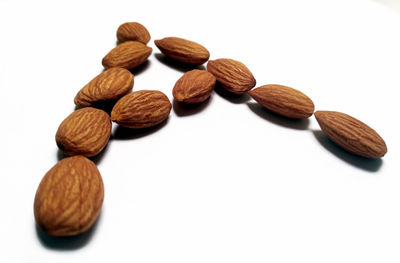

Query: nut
[
  {"left": 173, "top": 69, "right": 216, "bottom": 104},
  {"left": 56, "top": 107, "right": 112, "bottom": 157},
  {"left": 314, "top": 111, "right": 387, "bottom": 158},
  {"left": 117, "top": 22, "right": 151, "bottom": 44},
  {"left": 102, "top": 41, "right": 152, "bottom": 69},
  {"left": 74, "top": 67, "right": 134, "bottom": 108},
  {"left": 155, "top": 37, "right": 210, "bottom": 65},
  {"left": 34, "top": 156, "right": 104, "bottom": 236},
  {"left": 206, "top": 58, "right": 256, "bottom": 94},
  {"left": 111, "top": 90, "right": 172, "bottom": 128},
  {"left": 248, "top": 84, "right": 315, "bottom": 119}
]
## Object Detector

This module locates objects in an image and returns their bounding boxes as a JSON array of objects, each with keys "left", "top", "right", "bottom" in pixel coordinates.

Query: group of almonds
[{"left": 34, "top": 22, "right": 388, "bottom": 237}]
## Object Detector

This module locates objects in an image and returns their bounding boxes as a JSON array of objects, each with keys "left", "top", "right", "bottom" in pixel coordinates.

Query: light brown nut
[
  {"left": 206, "top": 58, "right": 256, "bottom": 94},
  {"left": 117, "top": 22, "right": 151, "bottom": 44},
  {"left": 248, "top": 84, "right": 315, "bottom": 119},
  {"left": 56, "top": 107, "right": 111, "bottom": 157},
  {"left": 102, "top": 41, "right": 152, "bottom": 69},
  {"left": 34, "top": 156, "right": 104, "bottom": 236},
  {"left": 74, "top": 67, "right": 134, "bottom": 108},
  {"left": 111, "top": 90, "right": 171, "bottom": 128},
  {"left": 314, "top": 111, "right": 387, "bottom": 158},
  {"left": 173, "top": 69, "right": 216, "bottom": 104},
  {"left": 154, "top": 37, "right": 210, "bottom": 65}
]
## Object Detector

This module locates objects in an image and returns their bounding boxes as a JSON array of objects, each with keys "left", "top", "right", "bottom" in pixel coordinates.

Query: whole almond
[
  {"left": 314, "top": 111, "right": 387, "bottom": 158},
  {"left": 74, "top": 67, "right": 134, "bottom": 108},
  {"left": 154, "top": 37, "right": 210, "bottom": 65},
  {"left": 173, "top": 69, "right": 216, "bottom": 104},
  {"left": 102, "top": 41, "right": 152, "bottom": 69},
  {"left": 117, "top": 22, "right": 151, "bottom": 44},
  {"left": 34, "top": 156, "right": 104, "bottom": 236},
  {"left": 56, "top": 107, "right": 112, "bottom": 157},
  {"left": 206, "top": 58, "right": 256, "bottom": 94},
  {"left": 249, "top": 84, "right": 315, "bottom": 119},
  {"left": 111, "top": 90, "right": 171, "bottom": 128}
]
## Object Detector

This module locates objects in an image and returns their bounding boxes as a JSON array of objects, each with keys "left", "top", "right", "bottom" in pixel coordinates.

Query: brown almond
[
  {"left": 314, "top": 111, "right": 387, "bottom": 158},
  {"left": 111, "top": 90, "right": 171, "bottom": 128},
  {"left": 102, "top": 41, "right": 152, "bottom": 69},
  {"left": 173, "top": 69, "right": 216, "bottom": 104},
  {"left": 74, "top": 67, "right": 134, "bottom": 108},
  {"left": 206, "top": 58, "right": 256, "bottom": 94},
  {"left": 249, "top": 84, "right": 315, "bottom": 119},
  {"left": 154, "top": 37, "right": 210, "bottom": 65},
  {"left": 34, "top": 156, "right": 104, "bottom": 236},
  {"left": 117, "top": 22, "right": 151, "bottom": 44},
  {"left": 56, "top": 107, "right": 112, "bottom": 157}
]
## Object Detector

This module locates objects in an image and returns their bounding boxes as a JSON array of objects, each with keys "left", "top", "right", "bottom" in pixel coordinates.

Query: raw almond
[
  {"left": 206, "top": 58, "right": 256, "bottom": 94},
  {"left": 173, "top": 69, "right": 216, "bottom": 104},
  {"left": 111, "top": 90, "right": 172, "bottom": 128},
  {"left": 56, "top": 107, "right": 112, "bottom": 157},
  {"left": 249, "top": 84, "right": 315, "bottom": 119},
  {"left": 34, "top": 156, "right": 104, "bottom": 236},
  {"left": 102, "top": 41, "right": 152, "bottom": 69},
  {"left": 314, "top": 111, "right": 387, "bottom": 158},
  {"left": 154, "top": 37, "right": 210, "bottom": 65},
  {"left": 117, "top": 22, "right": 151, "bottom": 44},
  {"left": 74, "top": 67, "right": 134, "bottom": 108}
]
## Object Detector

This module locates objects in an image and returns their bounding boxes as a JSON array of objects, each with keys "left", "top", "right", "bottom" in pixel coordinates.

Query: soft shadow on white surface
[
  {"left": 172, "top": 97, "right": 212, "bottom": 117},
  {"left": 214, "top": 84, "right": 252, "bottom": 104},
  {"left": 312, "top": 130, "right": 383, "bottom": 172},
  {"left": 246, "top": 102, "right": 310, "bottom": 130},
  {"left": 154, "top": 53, "right": 206, "bottom": 73},
  {"left": 129, "top": 60, "right": 152, "bottom": 76},
  {"left": 35, "top": 212, "right": 102, "bottom": 250},
  {"left": 112, "top": 118, "right": 170, "bottom": 140},
  {"left": 374, "top": 0, "right": 400, "bottom": 12}
]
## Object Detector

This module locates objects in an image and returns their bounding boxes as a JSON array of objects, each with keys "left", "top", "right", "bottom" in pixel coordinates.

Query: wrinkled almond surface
[
  {"left": 34, "top": 156, "right": 104, "bottom": 236},
  {"left": 155, "top": 37, "right": 210, "bottom": 65},
  {"left": 173, "top": 69, "right": 216, "bottom": 104},
  {"left": 74, "top": 67, "right": 134, "bottom": 107},
  {"left": 315, "top": 111, "right": 387, "bottom": 158},
  {"left": 56, "top": 107, "right": 112, "bottom": 157},
  {"left": 117, "top": 22, "right": 151, "bottom": 44},
  {"left": 206, "top": 58, "right": 256, "bottom": 94},
  {"left": 111, "top": 90, "right": 172, "bottom": 128},
  {"left": 102, "top": 41, "right": 152, "bottom": 69},
  {"left": 249, "top": 84, "right": 315, "bottom": 119}
]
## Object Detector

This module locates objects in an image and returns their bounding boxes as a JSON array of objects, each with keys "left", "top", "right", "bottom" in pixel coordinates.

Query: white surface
[{"left": 1, "top": 0, "right": 400, "bottom": 262}]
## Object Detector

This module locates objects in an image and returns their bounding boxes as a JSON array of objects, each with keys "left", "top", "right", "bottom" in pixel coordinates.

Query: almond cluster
[{"left": 34, "top": 21, "right": 387, "bottom": 238}]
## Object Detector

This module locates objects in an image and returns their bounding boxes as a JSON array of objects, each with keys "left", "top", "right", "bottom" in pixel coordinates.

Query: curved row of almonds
[{"left": 34, "top": 22, "right": 388, "bottom": 237}]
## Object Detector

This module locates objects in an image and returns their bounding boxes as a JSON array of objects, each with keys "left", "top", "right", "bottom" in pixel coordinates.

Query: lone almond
[
  {"left": 117, "top": 22, "right": 151, "bottom": 44},
  {"left": 102, "top": 41, "right": 152, "bottom": 69}
]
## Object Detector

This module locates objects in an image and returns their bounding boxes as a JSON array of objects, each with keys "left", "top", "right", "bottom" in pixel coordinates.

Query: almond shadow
[
  {"left": 172, "top": 96, "right": 212, "bottom": 117},
  {"left": 154, "top": 53, "right": 205, "bottom": 73},
  {"left": 112, "top": 118, "right": 169, "bottom": 140},
  {"left": 214, "top": 83, "right": 251, "bottom": 104}
]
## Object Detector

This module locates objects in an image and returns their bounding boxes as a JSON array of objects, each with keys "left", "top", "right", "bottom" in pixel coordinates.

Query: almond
[
  {"left": 111, "top": 90, "right": 171, "bottom": 128},
  {"left": 173, "top": 69, "right": 216, "bottom": 104},
  {"left": 117, "top": 22, "right": 151, "bottom": 44},
  {"left": 102, "top": 41, "right": 152, "bottom": 69},
  {"left": 314, "top": 111, "right": 387, "bottom": 158},
  {"left": 206, "top": 58, "right": 256, "bottom": 94},
  {"left": 56, "top": 107, "right": 112, "bottom": 157},
  {"left": 154, "top": 37, "right": 210, "bottom": 65},
  {"left": 74, "top": 67, "right": 134, "bottom": 108},
  {"left": 34, "top": 156, "right": 104, "bottom": 236},
  {"left": 249, "top": 84, "right": 315, "bottom": 119}
]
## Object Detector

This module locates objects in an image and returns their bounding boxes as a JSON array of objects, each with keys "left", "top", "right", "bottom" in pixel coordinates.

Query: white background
[{"left": 1, "top": 0, "right": 400, "bottom": 262}]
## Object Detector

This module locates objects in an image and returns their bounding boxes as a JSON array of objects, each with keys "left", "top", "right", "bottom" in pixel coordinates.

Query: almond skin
[
  {"left": 249, "top": 84, "right": 315, "bottom": 119},
  {"left": 173, "top": 69, "right": 216, "bottom": 104},
  {"left": 154, "top": 37, "right": 210, "bottom": 65},
  {"left": 111, "top": 90, "right": 172, "bottom": 128},
  {"left": 117, "top": 22, "right": 151, "bottom": 44},
  {"left": 34, "top": 156, "right": 104, "bottom": 236},
  {"left": 74, "top": 67, "right": 134, "bottom": 108},
  {"left": 314, "top": 111, "right": 387, "bottom": 158},
  {"left": 102, "top": 41, "right": 152, "bottom": 69},
  {"left": 206, "top": 58, "right": 256, "bottom": 94},
  {"left": 56, "top": 107, "right": 112, "bottom": 157}
]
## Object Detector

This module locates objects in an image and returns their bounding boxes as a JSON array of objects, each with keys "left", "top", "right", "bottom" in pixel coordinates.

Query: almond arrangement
[{"left": 33, "top": 22, "right": 388, "bottom": 238}]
